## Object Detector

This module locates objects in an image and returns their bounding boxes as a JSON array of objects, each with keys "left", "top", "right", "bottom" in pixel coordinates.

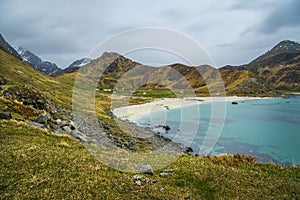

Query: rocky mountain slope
[
  {"left": 52, "top": 58, "right": 91, "bottom": 76},
  {"left": 66, "top": 52, "right": 274, "bottom": 96},
  {"left": 0, "top": 34, "right": 22, "bottom": 60},
  {"left": 16, "top": 47, "right": 62, "bottom": 76},
  {"left": 221, "top": 40, "right": 300, "bottom": 90}
]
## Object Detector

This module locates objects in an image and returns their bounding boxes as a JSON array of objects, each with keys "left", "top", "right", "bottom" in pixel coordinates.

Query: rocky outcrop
[{"left": 2, "top": 86, "right": 56, "bottom": 111}]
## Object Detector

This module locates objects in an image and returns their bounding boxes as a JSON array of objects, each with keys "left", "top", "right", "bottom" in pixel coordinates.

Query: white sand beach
[{"left": 112, "top": 96, "right": 266, "bottom": 123}]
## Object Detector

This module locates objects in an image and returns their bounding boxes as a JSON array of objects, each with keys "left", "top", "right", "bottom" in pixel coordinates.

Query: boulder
[
  {"left": 185, "top": 147, "right": 193, "bottom": 153},
  {"left": 135, "top": 164, "right": 155, "bottom": 176},
  {"left": 164, "top": 125, "right": 171, "bottom": 131},
  {"left": 158, "top": 125, "right": 171, "bottom": 131},
  {"left": 69, "top": 120, "right": 76, "bottom": 130},
  {"left": 54, "top": 119, "right": 62, "bottom": 124},
  {"left": 35, "top": 113, "right": 49, "bottom": 125},
  {"left": 28, "top": 121, "right": 45, "bottom": 129},
  {"left": 0, "top": 111, "right": 12, "bottom": 120},
  {"left": 231, "top": 102, "right": 238, "bottom": 105},
  {"left": 62, "top": 126, "right": 72, "bottom": 134}
]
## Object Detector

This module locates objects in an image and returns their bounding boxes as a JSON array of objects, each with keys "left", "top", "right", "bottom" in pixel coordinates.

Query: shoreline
[{"left": 112, "top": 96, "right": 269, "bottom": 124}]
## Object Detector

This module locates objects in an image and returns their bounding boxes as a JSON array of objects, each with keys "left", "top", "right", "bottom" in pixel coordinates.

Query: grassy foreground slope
[{"left": 1, "top": 120, "right": 299, "bottom": 199}]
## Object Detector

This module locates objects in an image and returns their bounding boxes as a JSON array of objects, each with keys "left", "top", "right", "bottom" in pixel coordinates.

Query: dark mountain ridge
[
  {"left": 221, "top": 40, "right": 300, "bottom": 90},
  {"left": 0, "top": 34, "right": 23, "bottom": 60},
  {"left": 16, "top": 47, "right": 62, "bottom": 76},
  {"left": 52, "top": 58, "right": 91, "bottom": 76}
]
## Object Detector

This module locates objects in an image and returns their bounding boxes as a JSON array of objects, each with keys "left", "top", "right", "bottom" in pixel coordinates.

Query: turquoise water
[{"left": 137, "top": 96, "right": 300, "bottom": 166}]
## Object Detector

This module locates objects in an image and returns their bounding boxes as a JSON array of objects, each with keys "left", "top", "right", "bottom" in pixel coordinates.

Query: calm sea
[{"left": 137, "top": 95, "right": 300, "bottom": 166}]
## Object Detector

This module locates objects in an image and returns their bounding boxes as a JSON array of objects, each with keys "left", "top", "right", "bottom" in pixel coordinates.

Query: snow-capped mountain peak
[{"left": 14, "top": 46, "right": 62, "bottom": 76}]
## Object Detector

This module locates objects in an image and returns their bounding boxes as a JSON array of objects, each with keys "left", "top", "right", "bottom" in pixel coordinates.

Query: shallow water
[{"left": 137, "top": 96, "right": 300, "bottom": 166}]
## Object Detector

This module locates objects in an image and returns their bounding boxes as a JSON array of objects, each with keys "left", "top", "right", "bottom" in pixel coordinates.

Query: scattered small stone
[
  {"left": 160, "top": 172, "right": 171, "bottom": 177},
  {"left": 160, "top": 169, "right": 175, "bottom": 177},
  {"left": 135, "top": 180, "right": 142, "bottom": 186},
  {"left": 54, "top": 119, "right": 62, "bottom": 124},
  {"left": 151, "top": 179, "right": 158, "bottom": 183},
  {"left": 162, "top": 169, "right": 175, "bottom": 173},
  {"left": 132, "top": 174, "right": 144, "bottom": 181}
]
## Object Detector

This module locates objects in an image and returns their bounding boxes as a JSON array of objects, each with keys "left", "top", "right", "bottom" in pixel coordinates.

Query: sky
[{"left": 0, "top": 0, "right": 300, "bottom": 68}]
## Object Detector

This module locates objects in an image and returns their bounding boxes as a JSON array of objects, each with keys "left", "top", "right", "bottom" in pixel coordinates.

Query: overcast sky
[{"left": 0, "top": 0, "right": 299, "bottom": 68}]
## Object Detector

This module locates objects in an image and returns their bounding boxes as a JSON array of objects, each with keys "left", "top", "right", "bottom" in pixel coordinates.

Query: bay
[{"left": 137, "top": 95, "right": 300, "bottom": 166}]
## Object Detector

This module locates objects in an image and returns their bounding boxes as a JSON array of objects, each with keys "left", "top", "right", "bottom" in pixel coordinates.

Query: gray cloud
[
  {"left": 0, "top": 0, "right": 299, "bottom": 68},
  {"left": 259, "top": 0, "right": 300, "bottom": 33}
]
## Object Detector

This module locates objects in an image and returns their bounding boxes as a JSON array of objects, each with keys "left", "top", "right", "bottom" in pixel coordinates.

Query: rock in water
[
  {"left": 0, "top": 111, "right": 12, "bottom": 120},
  {"left": 185, "top": 147, "right": 193, "bottom": 153},
  {"left": 232, "top": 102, "right": 238, "bottom": 105}
]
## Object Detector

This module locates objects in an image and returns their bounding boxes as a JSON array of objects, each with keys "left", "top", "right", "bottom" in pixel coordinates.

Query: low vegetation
[{"left": 1, "top": 121, "right": 299, "bottom": 199}]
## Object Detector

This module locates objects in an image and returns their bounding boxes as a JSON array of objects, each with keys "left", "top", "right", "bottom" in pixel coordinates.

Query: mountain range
[
  {"left": 16, "top": 47, "right": 62, "bottom": 76},
  {"left": 0, "top": 34, "right": 91, "bottom": 76},
  {"left": 0, "top": 33, "right": 299, "bottom": 95},
  {"left": 221, "top": 40, "right": 300, "bottom": 90}
]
